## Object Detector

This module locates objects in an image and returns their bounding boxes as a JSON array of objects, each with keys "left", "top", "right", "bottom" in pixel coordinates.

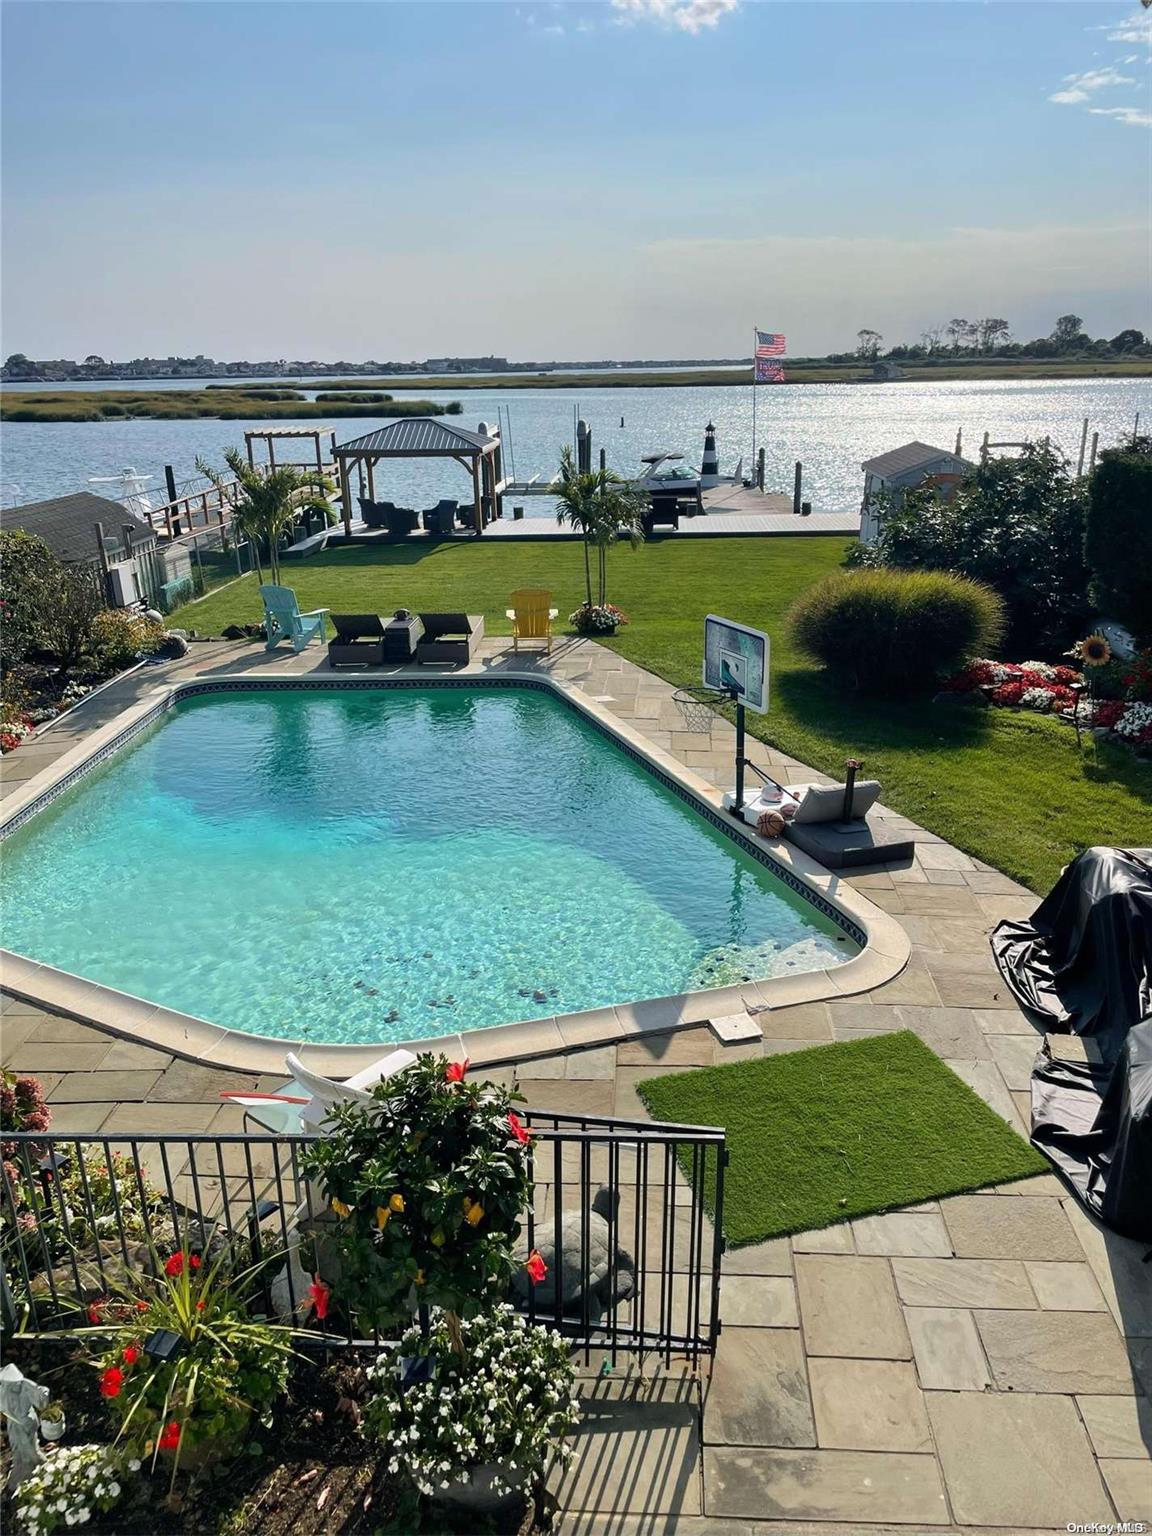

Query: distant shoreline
[{"left": 2, "top": 358, "right": 1149, "bottom": 424}]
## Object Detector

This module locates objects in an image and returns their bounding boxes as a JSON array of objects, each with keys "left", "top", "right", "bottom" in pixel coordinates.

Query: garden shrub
[
  {"left": 789, "top": 568, "right": 1004, "bottom": 694},
  {"left": 0, "top": 530, "right": 64, "bottom": 665},
  {"left": 854, "top": 441, "right": 1089, "bottom": 652},
  {"left": 88, "top": 609, "right": 165, "bottom": 673},
  {"left": 1085, "top": 440, "right": 1152, "bottom": 644}
]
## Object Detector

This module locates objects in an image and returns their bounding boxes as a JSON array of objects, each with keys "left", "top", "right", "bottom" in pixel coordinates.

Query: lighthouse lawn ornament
[{"left": 700, "top": 422, "right": 720, "bottom": 489}]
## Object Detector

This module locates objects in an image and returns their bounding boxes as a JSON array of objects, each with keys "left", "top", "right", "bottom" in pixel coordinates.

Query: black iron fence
[{"left": 1, "top": 1112, "right": 726, "bottom": 1365}]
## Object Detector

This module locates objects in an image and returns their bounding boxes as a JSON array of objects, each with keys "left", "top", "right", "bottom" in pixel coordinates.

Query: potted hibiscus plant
[{"left": 300, "top": 1054, "right": 577, "bottom": 1514}]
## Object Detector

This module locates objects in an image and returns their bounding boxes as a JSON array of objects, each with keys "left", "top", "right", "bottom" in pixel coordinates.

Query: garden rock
[{"left": 510, "top": 1185, "right": 636, "bottom": 1323}]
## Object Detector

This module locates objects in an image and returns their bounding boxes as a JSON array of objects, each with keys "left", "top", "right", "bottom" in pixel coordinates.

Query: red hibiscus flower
[
  {"left": 507, "top": 1111, "right": 531, "bottom": 1145},
  {"left": 526, "top": 1250, "right": 548, "bottom": 1285},
  {"left": 164, "top": 1253, "right": 185, "bottom": 1277},
  {"left": 99, "top": 1366, "right": 124, "bottom": 1398},
  {"left": 122, "top": 1345, "right": 140, "bottom": 1366},
  {"left": 158, "top": 1421, "right": 181, "bottom": 1452},
  {"left": 308, "top": 1275, "right": 331, "bottom": 1321},
  {"left": 444, "top": 1058, "right": 470, "bottom": 1084}
]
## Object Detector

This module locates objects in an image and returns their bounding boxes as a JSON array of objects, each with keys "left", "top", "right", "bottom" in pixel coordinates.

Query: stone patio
[{"left": 2, "top": 635, "right": 1149, "bottom": 1531}]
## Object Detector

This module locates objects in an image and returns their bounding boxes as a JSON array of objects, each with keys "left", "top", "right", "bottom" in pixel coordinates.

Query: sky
[{"left": 2, "top": 0, "right": 1150, "bottom": 362}]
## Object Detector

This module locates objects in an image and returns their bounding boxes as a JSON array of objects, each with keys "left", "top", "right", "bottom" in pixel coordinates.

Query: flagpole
[{"left": 751, "top": 324, "right": 758, "bottom": 481}]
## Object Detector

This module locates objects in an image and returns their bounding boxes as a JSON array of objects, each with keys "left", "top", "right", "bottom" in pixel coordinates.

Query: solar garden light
[
  {"left": 37, "top": 1151, "right": 70, "bottom": 1203},
  {"left": 143, "top": 1328, "right": 185, "bottom": 1363}
]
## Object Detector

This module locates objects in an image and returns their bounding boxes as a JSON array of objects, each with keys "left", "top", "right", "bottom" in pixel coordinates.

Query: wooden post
[
  {"left": 1077, "top": 418, "right": 1089, "bottom": 476},
  {"left": 472, "top": 456, "right": 483, "bottom": 535},
  {"left": 246, "top": 435, "right": 255, "bottom": 469},
  {"left": 981, "top": 431, "right": 990, "bottom": 463},
  {"left": 94, "top": 522, "right": 110, "bottom": 581},
  {"left": 756, "top": 448, "right": 765, "bottom": 490},
  {"left": 340, "top": 460, "right": 353, "bottom": 535},
  {"left": 164, "top": 465, "right": 178, "bottom": 504},
  {"left": 366, "top": 458, "right": 376, "bottom": 502},
  {"left": 316, "top": 432, "right": 323, "bottom": 475},
  {"left": 954, "top": 428, "right": 962, "bottom": 456},
  {"left": 1134, "top": 411, "right": 1141, "bottom": 446},
  {"left": 165, "top": 501, "right": 176, "bottom": 540},
  {"left": 599, "top": 447, "right": 606, "bottom": 473},
  {"left": 793, "top": 461, "right": 802, "bottom": 514},
  {"left": 1088, "top": 431, "right": 1099, "bottom": 476},
  {"left": 267, "top": 436, "right": 276, "bottom": 470}
]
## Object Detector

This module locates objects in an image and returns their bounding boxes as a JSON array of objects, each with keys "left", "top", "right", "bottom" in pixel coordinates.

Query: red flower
[
  {"left": 164, "top": 1252, "right": 185, "bottom": 1277},
  {"left": 135, "top": 1300, "right": 150, "bottom": 1313},
  {"left": 444, "top": 1058, "right": 470, "bottom": 1084},
  {"left": 86, "top": 1301, "right": 105, "bottom": 1324},
  {"left": 196, "top": 1300, "right": 206, "bottom": 1311},
  {"left": 99, "top": 1366, "right": 123, "bottom": 1398},
  {"left": 308, "top": 1275, "right": 331, "bottom": 1322},
  {"left": 122, "top": 1345, "right": 140, "bottom": 1365},
  {"left": 158, "top": 1421, "right": 181, "bottom": 1452},
  {"left": 507, "top": 1111, "right": 531, "bottom": 1145},
  {"left": 189, "top": 1254, "right": 201, "bottom": 1270},
  {"left": 526, "top": 1250, "right": 548, "bottom": 1285}
]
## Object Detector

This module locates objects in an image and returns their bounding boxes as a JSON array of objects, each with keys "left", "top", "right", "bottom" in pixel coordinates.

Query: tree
[
  {"left": 0, "top": 530, "right": 64, "bottom": 666},
  {"left": 1051, "top": 314, "right": 1088, "bottom": 352},
  {"left": 920, "top": 326, "right": 945, "bottom": 355},
  {"left": 196, "top": 447, "right": 326, "bottom": 585},
  {"left": 856, "top": 441, "right": 1091, "bottom": 651},
  {"left": 855, "top": 329, "right": 883, "bottom": 361},
  {"left": 1085, "top": 438, "right": 1152, "bottom": 644},
  {"left": 976, "top": 318, "right": 1010, "bottom": 353},
  {"left": 1109, "top": 328, "right": 1146, "bottom": 353},
  {"left": 550, "top": 446, "right": 645, "bottom": 609},
  {"left": 83, "top": 354, "right": 106, "bottom": 367},
  {"left": 946, "top": 318, "right": 971, "bottom": 353}
]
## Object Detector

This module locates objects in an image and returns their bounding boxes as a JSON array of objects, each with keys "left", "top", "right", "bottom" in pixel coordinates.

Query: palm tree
[
  {"left": 551, "top": 446, "right": 646, "bottom": 609},
  {"left": 195, "top": 448, "right": 329, "bottom": 586}
]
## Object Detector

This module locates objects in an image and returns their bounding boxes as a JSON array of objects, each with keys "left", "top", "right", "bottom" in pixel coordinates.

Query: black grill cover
[
  {"left": 991, "top": 846, "right": 1152, "bottom": 1059},
  {"left": 991, "top": 846, "right": 1152, "bottom": 1244}
]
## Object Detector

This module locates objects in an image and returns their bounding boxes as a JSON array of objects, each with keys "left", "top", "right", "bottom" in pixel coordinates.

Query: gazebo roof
[{"left": 336, "top": 419, "right": 498, "bottom": 457}]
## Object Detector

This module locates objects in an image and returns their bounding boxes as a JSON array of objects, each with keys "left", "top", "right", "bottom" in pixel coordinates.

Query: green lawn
[
  {"left": 637, "top": 1032, "right": 1048, "bottom": 1244},
  {"left": 176, "top": 536, "right": 1152, "bottom": 892}
]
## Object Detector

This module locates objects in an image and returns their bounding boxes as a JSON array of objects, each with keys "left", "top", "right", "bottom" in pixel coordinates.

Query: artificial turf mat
[{"left": 636, "top": 1030, "right": 1048, "bottom": 1245}]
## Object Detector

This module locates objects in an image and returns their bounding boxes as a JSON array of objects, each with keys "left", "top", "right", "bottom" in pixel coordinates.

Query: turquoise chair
[{"left": 260, "top": 584, "right": 330, "bottom": 654}]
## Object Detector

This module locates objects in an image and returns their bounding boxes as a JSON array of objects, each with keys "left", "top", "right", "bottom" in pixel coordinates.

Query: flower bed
[{"left": 942, "top": 646, "right": 1152, "bottom": 753}]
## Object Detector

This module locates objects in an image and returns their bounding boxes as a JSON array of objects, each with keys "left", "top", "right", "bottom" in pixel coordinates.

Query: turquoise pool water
[{"left": 1, "top": 687, "right": 858, "bottom": 1044}]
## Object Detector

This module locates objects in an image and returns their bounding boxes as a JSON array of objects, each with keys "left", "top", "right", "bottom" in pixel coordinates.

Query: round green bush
[{"left": 788, "top": 568, "right": 1005, "bottom": 693}]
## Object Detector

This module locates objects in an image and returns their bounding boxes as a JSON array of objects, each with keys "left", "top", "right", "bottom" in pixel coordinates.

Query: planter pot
[
  {"left": 429, "top": 1462, "right": 529, "bottom": 1516},
  {"left": 38, "top": 1416, "right": 65, "bottom": 1442}
]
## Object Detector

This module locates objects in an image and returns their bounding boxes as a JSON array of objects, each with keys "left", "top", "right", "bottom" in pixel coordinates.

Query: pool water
[{"left": 1, "top": 687, "right": 858, "bottom": 1044}]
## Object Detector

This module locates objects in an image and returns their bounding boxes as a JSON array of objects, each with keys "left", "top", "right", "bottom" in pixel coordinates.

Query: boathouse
[{"left": 858, "top": 440, "right": 973, "bottom": 543}]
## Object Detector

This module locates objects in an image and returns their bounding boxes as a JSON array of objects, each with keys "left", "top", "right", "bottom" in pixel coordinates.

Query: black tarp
[{"left": 990, "top": 846, "right": 1152, "bottom": 1244}]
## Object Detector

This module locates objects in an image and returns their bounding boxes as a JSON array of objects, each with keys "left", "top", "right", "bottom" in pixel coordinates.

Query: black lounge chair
[
  {"left": 782, "top": 779, "right": 914, "bottom": 868},
  {"left": 328, "top": 613, "right": 386, "bottom": 668},
  {"left": 416, "top": 613, "right": 485, "bottom": 666}
]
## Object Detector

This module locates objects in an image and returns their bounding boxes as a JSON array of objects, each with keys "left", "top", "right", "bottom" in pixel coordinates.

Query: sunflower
[{"left": 1081, "top": 634, "right": 1112, "bottom": 668}]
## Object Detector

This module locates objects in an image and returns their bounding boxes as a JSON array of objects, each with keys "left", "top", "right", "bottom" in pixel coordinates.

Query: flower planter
[
  {"left": 429, "top": 1462, "right": 529, "bottom": 1516},
  {"left": 37, "top": 1413, "right": 65, "bottom": 1442}
]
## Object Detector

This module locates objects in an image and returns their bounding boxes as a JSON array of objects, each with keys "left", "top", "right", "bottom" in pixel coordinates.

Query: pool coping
[{"left": 0, "top": 660, "right": 910, "bottom": 1077}]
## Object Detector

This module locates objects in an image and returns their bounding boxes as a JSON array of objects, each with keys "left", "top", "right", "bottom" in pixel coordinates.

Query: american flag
[
  {"left": 755, "top": 330, "right": 786, "bottom": 357},
  {"left": 755, "top": 359, "right": 786, "bottom": 383}
]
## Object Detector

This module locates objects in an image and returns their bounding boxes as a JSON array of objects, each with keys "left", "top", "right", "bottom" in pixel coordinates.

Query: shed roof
[
  {"left": 1, "top": 491, "right": 150, "bottom": 564},
  {"left": 336, "top": 419, "right": 497, "bottom": 457},
  {"left": 861, "top": 441, "right": 965, "bottom": 477}
]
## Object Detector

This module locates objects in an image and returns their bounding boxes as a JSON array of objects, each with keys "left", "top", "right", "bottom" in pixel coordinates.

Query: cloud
[
  {"left": 1102, "top": 11, "right": 1152, "bottom": 45},
  {"left": 611, "top": 0, "right": 739, "bottom": 34},
  {"left": 1049, "top": 88, "right": 1089, "bottom": 104},
  {"left": 1060, "top": 67, "right": 1136, "bottom": 91},
  {"left": 1089, "top": 105, "right": 1152, "bottom": 127}
]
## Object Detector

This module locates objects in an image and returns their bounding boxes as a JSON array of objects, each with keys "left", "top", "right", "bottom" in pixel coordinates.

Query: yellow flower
[
  {"left": 431, "top": 1229, "right": 445, "bottom": 1248},
  {"left": 389, "top": 1193, "right": 405, "bottom": 1214},
  {"left": 375, "top": 1205, "right": 391, "bottom": 1230},
  {"left": 1081, "top": 634, "right": 1112, "bottom": 668},
  {"left": 330, "top": 1198, "right": 351, "bottom": 1219},
  {"left": 465, "top": 1202, "right": 485, "bottom": 1227}
]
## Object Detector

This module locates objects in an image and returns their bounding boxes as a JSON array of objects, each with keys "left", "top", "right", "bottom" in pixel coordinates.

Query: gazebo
[
  {"left": 244, "top": 426, "right": 337, "bottom": 475},
  {"left": 332, "top": 419, "right": 505, "bottom": 536}
]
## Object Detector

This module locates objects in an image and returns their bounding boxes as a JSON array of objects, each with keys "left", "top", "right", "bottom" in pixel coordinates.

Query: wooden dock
[{"left": 323, "top": 483, "right": 859, "bottom": 549}]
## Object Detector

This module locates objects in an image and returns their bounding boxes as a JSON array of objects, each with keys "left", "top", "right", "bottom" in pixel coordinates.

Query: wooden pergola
[
  {"left": 332, "top": 419, "right": 505, "bottom": 536},
  {"left": 244, "top": 426, "right": 337, "bottom": 475}
]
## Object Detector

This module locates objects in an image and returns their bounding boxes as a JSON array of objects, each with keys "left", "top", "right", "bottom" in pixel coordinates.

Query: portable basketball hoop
[{"left": 673, "top": 688, "right": 727, "bottom": 733}]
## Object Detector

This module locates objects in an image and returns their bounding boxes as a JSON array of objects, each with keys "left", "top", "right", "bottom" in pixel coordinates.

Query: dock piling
[
  {"left": 756, "top": 448, "right": 765, "bottom": 491},
  {"left": 793, "top": 461, "right": 803, "bottom": 514}
]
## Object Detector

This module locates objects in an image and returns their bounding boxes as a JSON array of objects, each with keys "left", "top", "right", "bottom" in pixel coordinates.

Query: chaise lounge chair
[
  {"left": 416, "top": 612, "right": 484, "bottom": 666},
  {"left": 506, "top": 588, "right": 558, "bottom": 654},
  {"left": 726, "top": 776, "right": 914, "bottom": 868},
  {"left": 260, "top": 584, "right": 329, "bottom": 654},
  {"left": 328, "top": 613, "right": 386, "bottom": 667}
]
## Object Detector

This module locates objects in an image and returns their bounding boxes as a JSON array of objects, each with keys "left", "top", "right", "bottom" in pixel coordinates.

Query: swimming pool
[{"left": 1, "top": 684, "right": 860, "bottom": 1044}]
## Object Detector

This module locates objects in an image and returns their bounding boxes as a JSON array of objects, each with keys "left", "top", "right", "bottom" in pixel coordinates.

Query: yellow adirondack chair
[{"left": 506, "top": 588, "right": 559, "bottom": 654}]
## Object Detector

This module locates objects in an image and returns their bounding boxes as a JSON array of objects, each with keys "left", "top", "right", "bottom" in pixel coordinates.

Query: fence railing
[{"left": 1, "top": 1113, "right": 726, "bottom": 1364}]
